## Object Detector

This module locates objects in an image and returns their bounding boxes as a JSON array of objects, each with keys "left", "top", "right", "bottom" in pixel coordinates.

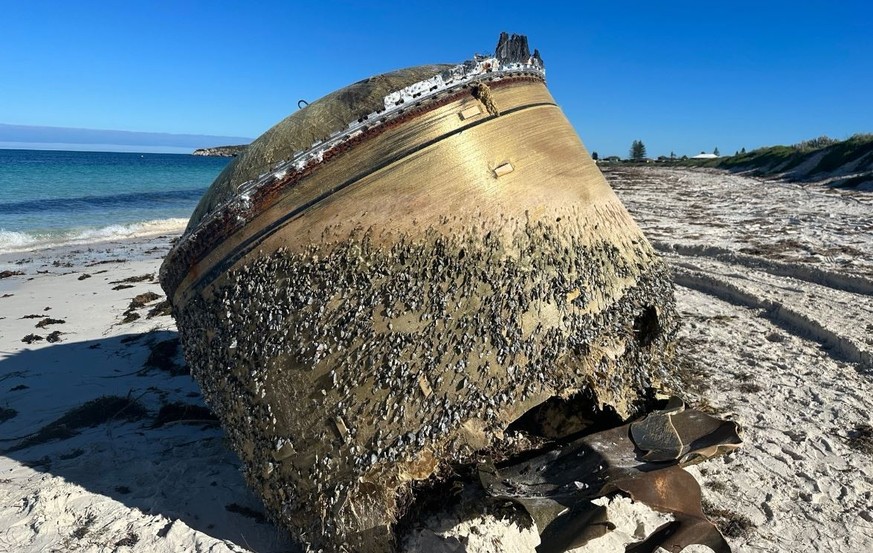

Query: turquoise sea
[{"left": 0, "top": 149, "right": 230, "bottom": 252}]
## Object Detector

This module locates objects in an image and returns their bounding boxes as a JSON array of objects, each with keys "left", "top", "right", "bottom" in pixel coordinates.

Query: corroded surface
[
  {"left": 164, "top": 61, "right": 679, "bottom": 552},
  {"left": 175, "top": 218, "right": 676, "bottom": 550}
]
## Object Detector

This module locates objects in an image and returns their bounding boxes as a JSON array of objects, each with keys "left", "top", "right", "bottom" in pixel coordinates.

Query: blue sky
[{"left": 1, "top": 0, "right": 870, "bottom": 157}]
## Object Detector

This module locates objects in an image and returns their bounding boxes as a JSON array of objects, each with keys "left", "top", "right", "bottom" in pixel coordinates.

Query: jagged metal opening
[
  {"left": 395, "top": 392, "right": 627, "bottom": 544},
  {"left": 506, "top": 390, "right": 623, "bottom": 443},
  {"left": 633, "top": 305, "right": 661, "bottom": 347}
]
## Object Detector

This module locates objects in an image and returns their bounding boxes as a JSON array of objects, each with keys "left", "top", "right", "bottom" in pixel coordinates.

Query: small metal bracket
[{"left": 493, "top": 162, "right": 514, "bottom": 178}]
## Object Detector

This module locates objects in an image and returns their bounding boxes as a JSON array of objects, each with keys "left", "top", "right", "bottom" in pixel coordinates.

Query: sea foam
[{"left": 0, "top": 218, "right": 188, "bottom": 254}]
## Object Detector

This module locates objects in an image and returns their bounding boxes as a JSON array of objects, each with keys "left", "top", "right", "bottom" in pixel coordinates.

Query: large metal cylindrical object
[{"left": 161, "top": 45, "right": 677, "bottom": 552}]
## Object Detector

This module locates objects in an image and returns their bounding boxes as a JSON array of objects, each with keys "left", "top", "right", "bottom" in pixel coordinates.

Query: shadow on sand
[{"left": 0, "top": 332, "right": 296, "bottom": 552}]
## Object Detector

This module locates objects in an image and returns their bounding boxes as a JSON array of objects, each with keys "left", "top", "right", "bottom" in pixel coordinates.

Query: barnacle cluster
[{"left": 174, "top": 214, "right": 677, "bottom": 551}]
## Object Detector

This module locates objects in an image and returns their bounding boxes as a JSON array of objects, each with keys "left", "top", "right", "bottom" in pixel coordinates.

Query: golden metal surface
[
  {"left": 174, "top": 80, "right": 560, "bottom": 304},
  {"left": 165, "top": 75, "right": 677, "bottom": 553}
]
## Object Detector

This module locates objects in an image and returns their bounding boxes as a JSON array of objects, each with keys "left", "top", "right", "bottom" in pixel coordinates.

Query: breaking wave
[{"left": 0, "top": 218, "right": 188, "bottom": 254}]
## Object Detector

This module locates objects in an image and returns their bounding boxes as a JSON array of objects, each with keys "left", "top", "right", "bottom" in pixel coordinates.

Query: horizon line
[
  {"left": 0, "top": 143, "right": 227, "bottom": 155},
  {"left": 0, "top": 123, "right": 252, "bottom": 150}
]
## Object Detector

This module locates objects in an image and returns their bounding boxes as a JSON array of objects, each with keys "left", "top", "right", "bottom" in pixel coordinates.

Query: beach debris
[
  {"left": 151, "top": 401, "right": 218, "bottom": 428},
  {"left": 59, "top": 448, "right": 85, "bottom": 460},
  {"left": 112, "top": 284, "right": 135, "bottom": 290},
  {"left": 846, "top": 423, "right": 873, "bottom": 455},
  {"left": 118, "top": 291, "right": 162, "bottom": 322},
  {"left": 0, "top": 270, "right": 24, "bottom": 279},
  {"left": 21, "top": 334, "right": 43, "bottom": 344},
  {"left": 0, "top": 407, "right": 17, "bottom": 424},
  {"left": 120, "top": 311, "right": 140, "bottom": 323},
  {"left": 161, "top": 33, "right": 686, "bottom": 552},
  {"left": 128, "top": 291, "right": 161, "bottom": 310},
  {"left": 701, "top": 500, "right": 755, "bottom": 540},
  {"left": 142, "top": 338, "right": 186, "bottom": 376},
  {"left": 111, "top": 273, "right": 155, "bottom": 284},
  {"left": 77, "top": 273, "right": 92, "bottom": 280},
  {"left": 22, "top": 456, "right": 52, "bottom": 470},
  {"left": 86, "top": 258, "right": 127, "bottom": 267},
  {"left": 480, "top": 398, "right": 742, "bottom": 552},
  {"left": 35, "top": 317, "right": 65, "bottom": 328},
  {"left": 146, "top": 299, "right": 172, "bottom": 318},
  {"left": 71, "top": 513, "right": 97, "bottom": 539},
  {"left": 225, "top": 503, "right": 270, "bottom": 524},
  {"left": 3, "top": 394, "right": 148, "bottom": 453},
  {"left": 113, "top": 532, "right": 140, "bottom": 547}
]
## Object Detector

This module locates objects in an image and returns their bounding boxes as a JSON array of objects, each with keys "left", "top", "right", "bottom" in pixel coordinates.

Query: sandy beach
[{"left": 1, "top": 166, "right": 872, "bottom": 552}]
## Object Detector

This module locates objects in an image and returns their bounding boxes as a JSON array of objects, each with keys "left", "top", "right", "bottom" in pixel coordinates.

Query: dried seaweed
[
  {"left": 5, "top": 395, "right": 148, "bottom": 452},
  {"left": 151, "top": 402, "right": 217, "bottom": 427},
  {"left": 35, "top": 317, "right": 65, "bottom": 328},
  {"left": 143, "top": 339, "right": 186, "bottom": 376}
]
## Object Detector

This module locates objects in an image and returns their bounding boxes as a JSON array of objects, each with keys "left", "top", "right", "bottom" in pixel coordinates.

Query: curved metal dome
[{"left": 186, "top": 64, "right": 453, "bottom": 231}]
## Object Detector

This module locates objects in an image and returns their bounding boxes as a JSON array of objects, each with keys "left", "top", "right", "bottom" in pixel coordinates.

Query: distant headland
[{"left": 192, "top": 145, "right": 248, "bottom": 157}]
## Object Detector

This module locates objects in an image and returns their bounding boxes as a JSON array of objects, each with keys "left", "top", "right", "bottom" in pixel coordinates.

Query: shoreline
[{"left": 0, "top": 218, "right": 188, "bottom": 262}]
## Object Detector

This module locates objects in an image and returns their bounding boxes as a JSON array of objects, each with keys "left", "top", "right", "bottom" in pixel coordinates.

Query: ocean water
[{"left": 0, "top": 149, "right": 230, "bottom": 252}]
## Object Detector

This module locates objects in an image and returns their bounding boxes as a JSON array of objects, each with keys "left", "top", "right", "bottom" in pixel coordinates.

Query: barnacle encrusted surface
[
  {"left": 164, "top": 36, "right": 681, "bottom": 552},
  {"left": 174, "top": 217, "right": 677, "bottom": 551}
]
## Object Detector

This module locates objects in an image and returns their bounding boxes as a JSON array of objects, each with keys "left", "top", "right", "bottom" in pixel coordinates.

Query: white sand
[
  {"left": 0, "top": 236, "right": 293, "bottom": 552},
  {"left": 1, "top": 167, "right": 871, "bottom": 551}
]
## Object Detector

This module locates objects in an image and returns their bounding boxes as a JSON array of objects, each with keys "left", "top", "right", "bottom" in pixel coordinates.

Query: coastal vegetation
[
  {"left": 686, "top": 134, "right": 873, "bottom": 187},
  {"left": 601, "top": 134, "right": 873, "bottom": 189},
  {"left": 629, "top": 139, "right": 647, "bottom": 161}
]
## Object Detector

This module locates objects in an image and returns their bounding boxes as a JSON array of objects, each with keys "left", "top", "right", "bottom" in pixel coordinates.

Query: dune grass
[{"left": 682, "top": 134, "right": 873, "bottom": 183}]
